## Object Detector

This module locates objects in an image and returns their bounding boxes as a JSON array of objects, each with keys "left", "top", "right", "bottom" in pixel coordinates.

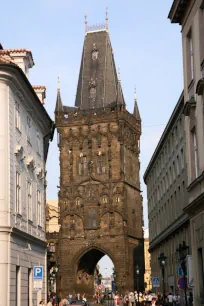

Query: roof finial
[
  {"left": 105, "top": 7, "right": 108, "bottom": 30},
  {"left": 134, "top": 86, "right": 137, "bottom": 101},
  {"left": 84, "top": 10, "right": 88, "bottom": 33},
  {"left": 58, "top": 74, "right": 60, "bottom": 90},
  {"left": 118, "top": 65, "right": 121, "bottom": 82}
]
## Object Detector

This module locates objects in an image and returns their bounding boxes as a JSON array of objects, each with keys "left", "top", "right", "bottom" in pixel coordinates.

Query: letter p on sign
[{"left": 33, "top": 266, "right": 43, "bottom": 280}]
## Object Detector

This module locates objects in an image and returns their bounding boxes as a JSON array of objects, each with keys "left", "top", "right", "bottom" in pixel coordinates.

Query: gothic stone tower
[{"left": 55, "top": 27, "right": 144, "bottom": 296}]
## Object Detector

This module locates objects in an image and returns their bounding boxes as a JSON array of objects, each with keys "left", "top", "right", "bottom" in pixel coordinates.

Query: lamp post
[
  {"left": 176, "top": 241, "right": 189, "bottom": 306},
  {"left": 136, "top": 265, "right": 140, "bottom": 306},
  {"left": 158, "top": 253, "right": 167, "bottom": 303}
]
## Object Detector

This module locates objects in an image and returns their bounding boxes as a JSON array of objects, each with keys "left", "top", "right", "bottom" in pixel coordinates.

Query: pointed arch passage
[{"left": 75, "top": 247, "right": 115, "bottom": 294}]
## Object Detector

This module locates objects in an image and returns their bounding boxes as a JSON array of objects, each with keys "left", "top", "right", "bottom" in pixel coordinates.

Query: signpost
[
  {"left": 152, "top": 277, "right": 160, "bottom": 288},
  {"left": 177, "top": 277, "right": 187, "bottom": 290},
  {"left": 33, "top": 266, "right": 43, "bottom": 290},
  {"left": 178, "top": 267, "right": 183, "bottom": 278}
]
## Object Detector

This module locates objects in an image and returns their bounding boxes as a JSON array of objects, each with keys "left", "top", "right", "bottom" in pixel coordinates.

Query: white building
[{"left": 0, "top": 45, "right": 54, "bottom": 306}]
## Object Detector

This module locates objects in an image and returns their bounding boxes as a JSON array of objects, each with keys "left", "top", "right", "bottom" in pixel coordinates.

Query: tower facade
[{"left": 55, "top": 27, "right": 144, "bottom": 296}]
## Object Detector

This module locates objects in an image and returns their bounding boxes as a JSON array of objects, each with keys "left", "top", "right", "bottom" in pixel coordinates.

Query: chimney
[{"left": 32, "top": 86, "right": 46, "bottom": 104}]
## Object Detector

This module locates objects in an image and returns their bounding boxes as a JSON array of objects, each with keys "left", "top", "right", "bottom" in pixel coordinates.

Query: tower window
[
  {"left": 92, "top": 50, "right": 99, "bottom": 60},
  {"left": 96, "top": 154, "right": 106, "bottom": 174},
  {"left": 78, "top": 155, "right": 87, "bottom": 176},
  {"left": 27, "top": 181, "right": 32, "bottom": 220},
  {"left": 90, "top": 87, "right": 96, "bottom": 99}
]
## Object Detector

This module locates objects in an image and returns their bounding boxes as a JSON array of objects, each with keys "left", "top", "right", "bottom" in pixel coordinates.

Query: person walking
[
  {"left": 129, "top": 292, "right": 135, "bottom": 306},
  {"left": 173, "top": 292, "right": 180, "bottom": 306},
  {"left": 124, "top": 292, "right": 130, "bottom": 306},
  {"left": 47, "top": 299, "right": 53, "bottom": 306},
  {"left": 167, "top": 293, "right": 174, "bottom": 306}
]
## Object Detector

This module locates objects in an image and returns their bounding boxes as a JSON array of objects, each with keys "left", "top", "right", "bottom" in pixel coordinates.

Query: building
[
  {"left": 46, "top": 200, "right": 60, "bottom": 296},
  {"left": 168, "top": 1, "right": 204, "bottom": 304},
  {"left": 54, "top": 18, "right": 144, "bottom": 296},
  {"left": 144, "top": 229, "right": 151, "bottom": 292},
  {"left": 0, "top": 45, "right": 53, "bottom": 306},
  {"left": 144, "top": 93, "right": 192, "bottom": 295}
]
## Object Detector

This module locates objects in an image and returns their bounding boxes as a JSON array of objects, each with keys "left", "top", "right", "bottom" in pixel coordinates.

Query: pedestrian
[
  {"left": 47, "top": 299, "right": 53, "bottom": 306},
  {"left": 151, "top": 298, "right": 157, "bottom": 306},
  {"left": 188, "top": 292, "right": 193, "bottom": 306},
  {"left": 167, "top": 293, "right": 174, "bottom": 306},
  {"left": 124, "top": 292, "right": 130, "bottom": 306},
  {"left": 173, "top": 292, "right": 180, "bottom": 306},
  {"left": 77, "top": 293, "right": 80, "bottom": 300},
  {"left": 82, "top": 294, "right": 87, "bottom": 302},
  {"left": 129, "top": 292, "right": 135, "bottom": 306}
]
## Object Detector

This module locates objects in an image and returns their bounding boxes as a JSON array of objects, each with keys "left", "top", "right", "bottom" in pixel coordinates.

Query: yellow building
[{"left": 144, "top": 229, "right": 151, "bottom": 291}]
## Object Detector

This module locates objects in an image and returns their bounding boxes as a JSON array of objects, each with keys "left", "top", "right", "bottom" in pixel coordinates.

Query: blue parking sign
[{"left": 33, "top": 266, "right": 43, "bottom": 280}]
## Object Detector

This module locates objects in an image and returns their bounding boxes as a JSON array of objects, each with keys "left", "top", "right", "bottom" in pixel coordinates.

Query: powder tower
[{"left": 55, "top": 20, "right": 144, "bottom": 296}]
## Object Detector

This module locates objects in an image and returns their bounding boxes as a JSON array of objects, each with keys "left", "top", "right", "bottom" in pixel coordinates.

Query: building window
[
  {"left": 199, "top": 5, "right": 204, "bottom": 63},
  {"left": 176, "top": 155, "right": 180, "bottom": 176},
  {"left": 191, "top": 129, "right": 198, "bottom": 178},
  {"left": 181, "top": 148, "right": 184, "bottom": 169},
  {"left": 27, "top": 116, "right": 31, "bottom": 144},
  {"left": 37, "top": 190, "right": 41, "bottom": 226},
  {"left": 16, "top": 172, "right": 21, "bottom": 213},
  {"left": 96, "top": 153, "right": 106, "bottom": 174},
  {"left": 15, "top": 102, "right": 20, "bottom": 131},
  {"left": 36, "top": 130, "right": 40, "bottom": 154},
  {"left": 187, "top": 30, "right": 194, "bottom": 82},
  {"left": 28, "top": 268, "right": 32, "bottom": 306},
  {"left": 78, "top": 155, "right": 87, "bottom": 176},
  {"left": 27, "top": 181, "right": 32, "bottom": 220},
  {"left": 16, "top": 266, "right": 21, "bottom": 306}
]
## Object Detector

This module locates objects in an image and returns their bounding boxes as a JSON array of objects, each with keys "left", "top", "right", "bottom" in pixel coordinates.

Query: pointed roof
[
  {"left": 116, "top": 67, "right": 125, "bottom": 105},
  {"left": 133, "top": 88, "right": 141, "bottom": 120},
  {"left": 75, "top": 30, "right": 125, "bottom": 109},
  {"left": 55, "top": 88, "right": 63, "bottom": 113}
]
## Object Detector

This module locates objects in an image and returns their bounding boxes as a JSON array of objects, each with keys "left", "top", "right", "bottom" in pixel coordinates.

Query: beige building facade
[
  {"left": 169, "top": 1, "right": 204, "bottom": 305},
  {"left": 144, "top": 229, "right": 151, "bottom": 292},
  {"left": 144, "top": 93, "right": 192, "bottom": 295}
]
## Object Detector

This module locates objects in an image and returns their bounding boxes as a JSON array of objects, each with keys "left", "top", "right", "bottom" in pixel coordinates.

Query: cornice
[{"left": 149, "top": 212, "right": 189, "bottom": 251}]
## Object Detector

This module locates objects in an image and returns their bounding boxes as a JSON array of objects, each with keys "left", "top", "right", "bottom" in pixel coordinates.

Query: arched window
[
  {"left": 90, "top": 87, "right": 96, "bottom": 99},
  {"left": 92, "top": 50, "right": 99, "bottom": 60}
]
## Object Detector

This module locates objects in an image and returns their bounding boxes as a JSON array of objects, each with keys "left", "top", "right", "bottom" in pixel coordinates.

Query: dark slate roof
[{"left": 75, "top": 30, "right": 125, "bottom": 109}]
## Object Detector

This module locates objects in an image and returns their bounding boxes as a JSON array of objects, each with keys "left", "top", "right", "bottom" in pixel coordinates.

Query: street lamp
[
  {"left": 158, "top": 253, "right": 167, "bottom": 303},
  {"left": 135, "top": 265, "right": 140, "bottom": 306},
  {"left": 176, "top": 241, "right": 189, "bottom": 306}
]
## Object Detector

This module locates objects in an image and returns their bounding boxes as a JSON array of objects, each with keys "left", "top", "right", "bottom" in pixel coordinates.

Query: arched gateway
[
  {"left": 75, "top": 246, "right": 114, "bottom": 294},
  {"left": 54, "top": 23, "right": 144, "bottom": 297}
]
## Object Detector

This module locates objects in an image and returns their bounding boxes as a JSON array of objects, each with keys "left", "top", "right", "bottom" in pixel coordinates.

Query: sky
[{"left": 1, "top": 0, "right": 183, "bottom": 276}]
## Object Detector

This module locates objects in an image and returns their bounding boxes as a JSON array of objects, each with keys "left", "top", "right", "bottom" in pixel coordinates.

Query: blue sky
[{"left": 1, "top": 0, "right": 183, "bottom": 275}]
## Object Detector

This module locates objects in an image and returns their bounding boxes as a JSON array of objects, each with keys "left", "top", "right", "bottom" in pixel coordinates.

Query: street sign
[
  {"left": 152, "top": 277, "right": 160, "bottom": 288},
  {"left": 33, "top": 280, "right": 43, "bottom": 289},
  {"left": 177, "top": 277, "right": 187, "bottom": 290},
  {"left": 33, "top": 266, "right": 43, "bottom": 280},
  {"left": 178, "top": 267, "right": 183, "bottom": 277}
]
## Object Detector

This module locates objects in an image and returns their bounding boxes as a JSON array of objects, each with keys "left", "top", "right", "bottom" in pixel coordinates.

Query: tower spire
[
  {"left": 105, "top": 7, "right": 108, "bottom": 30},
  {"left": 133, "top": 86, "right": 141, "bottom": 120},
  {"left": 84, "top": 11, "right": 88, "bottom": 33},
  {"left": 55, "top": 74, "right": 63, "bottom": 113},
  {"left": 117, "top": 66, "right": 125, "bottom": 105}
]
